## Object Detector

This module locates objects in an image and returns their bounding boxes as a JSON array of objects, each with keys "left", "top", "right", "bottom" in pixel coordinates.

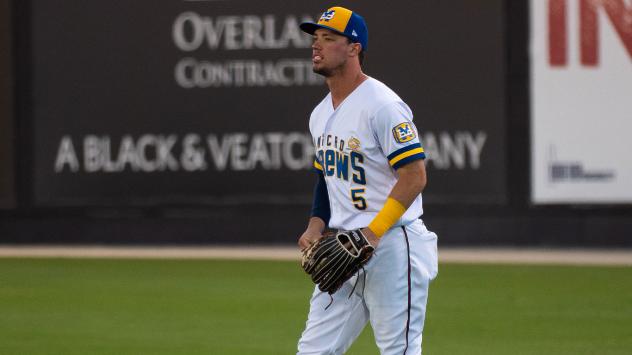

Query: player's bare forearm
[
  {"left": 306, "top": 216, "right": 326, "bottom": 234},
  {"left": 388, "top": 159, "right": 427, "bottom": 208},
  {"left": 298, "top": 217, "right": 327, "bottom": 250},
  {"left": 361, "top": 160, "right": 427, "bottom": 246}
]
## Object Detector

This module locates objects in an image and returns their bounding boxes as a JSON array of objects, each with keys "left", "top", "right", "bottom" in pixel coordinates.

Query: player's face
[{"left": 311, "top": 29, "right": 354, "bottom": 77}]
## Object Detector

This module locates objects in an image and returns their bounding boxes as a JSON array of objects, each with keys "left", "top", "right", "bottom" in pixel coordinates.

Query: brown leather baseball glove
[{"left": 301, "top": 229, "right": 374, "bottom": 295}]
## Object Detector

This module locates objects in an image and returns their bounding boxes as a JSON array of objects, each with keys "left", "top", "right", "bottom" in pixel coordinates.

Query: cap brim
[{"left": 300, "top": 22, "right": 346, "bottom": 37}]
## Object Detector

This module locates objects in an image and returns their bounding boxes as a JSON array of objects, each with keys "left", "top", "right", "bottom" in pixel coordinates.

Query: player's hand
[
  {"left": 360, "top": 228, "right": 380, "bottom": 248},
  {"left": 298, "top": 229, "right": 324, "bottom": 251}
]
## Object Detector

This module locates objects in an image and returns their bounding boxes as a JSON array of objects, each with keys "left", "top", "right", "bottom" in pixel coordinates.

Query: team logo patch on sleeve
[{"left": 392, "top": 122, "right": 416, "bottom": 143}]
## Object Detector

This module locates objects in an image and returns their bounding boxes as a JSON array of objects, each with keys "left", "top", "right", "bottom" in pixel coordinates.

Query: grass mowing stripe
[{"left": 0, "top": 259, "right": 630, "bottom": 354}]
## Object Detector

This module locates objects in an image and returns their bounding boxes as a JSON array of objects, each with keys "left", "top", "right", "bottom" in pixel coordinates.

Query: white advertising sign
[{"left": 531, "top": 0, "right": 632, "bottom": 203}]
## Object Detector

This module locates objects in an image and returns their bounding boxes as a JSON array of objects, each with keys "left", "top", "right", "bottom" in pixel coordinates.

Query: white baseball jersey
[{"left": 310, "top": 77, "right": 426, "bottom": 231}]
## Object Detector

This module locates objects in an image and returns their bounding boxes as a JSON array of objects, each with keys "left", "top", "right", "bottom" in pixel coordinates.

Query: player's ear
[{"left": 349, "top": 42, "right": 361, "bottom": 57}]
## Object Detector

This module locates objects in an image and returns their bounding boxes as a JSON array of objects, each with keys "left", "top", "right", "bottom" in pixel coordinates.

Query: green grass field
[{"left": 1, "top": 258, "right": 631, "bottom": 354}]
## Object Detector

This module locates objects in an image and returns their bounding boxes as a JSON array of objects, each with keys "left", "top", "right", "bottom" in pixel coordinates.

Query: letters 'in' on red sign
[{"left": 548, "top": 0, "right": 632, "bottom": 66}]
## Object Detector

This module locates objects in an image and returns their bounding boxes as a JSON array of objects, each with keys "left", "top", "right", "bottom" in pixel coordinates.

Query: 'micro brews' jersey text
[{"left": 310, "top": 77, "right": 426, "bottom": 231}]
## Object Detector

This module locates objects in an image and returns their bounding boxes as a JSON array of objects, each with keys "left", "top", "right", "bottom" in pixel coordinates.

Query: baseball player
[{"left": 296, "top": 6, "right": 439, "bottom": 355}]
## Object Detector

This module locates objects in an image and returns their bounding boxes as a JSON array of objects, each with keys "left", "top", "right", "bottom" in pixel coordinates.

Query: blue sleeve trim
[
  {"left": 310, "top": 171, "right": 330, "bottom": 225},
  {"left": 387, "top": 142, "right": 422, "bottom": 161},
  {"left": 392, "top": 153, "right": 426, "bottom": 170}
]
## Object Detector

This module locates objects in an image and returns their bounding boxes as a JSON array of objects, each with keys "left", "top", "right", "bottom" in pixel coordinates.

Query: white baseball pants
[{"left": 297, "top": 219, "right": 439, "bottom": 355}]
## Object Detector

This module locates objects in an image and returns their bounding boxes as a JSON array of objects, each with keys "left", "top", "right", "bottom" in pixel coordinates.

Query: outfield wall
[
  {"left": 26, "top": 0, "right": 505, "bottom": 206},
  {"left": 1, "top": 0, "right": 631, "bottom": 246},
  {"left": 0, "top": 0, "right": 15, "bottom": 209}
]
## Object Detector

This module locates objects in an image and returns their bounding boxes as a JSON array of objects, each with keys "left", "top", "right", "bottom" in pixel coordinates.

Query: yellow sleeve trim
[
  {"left": 314, "top": 160, "right": 323, "bottom": 171},
  {"left": 389, "top": 148, "right": 424, "bottom": 166},
  {"left": 368, "top": 197, "right": 406, "bottom": 238}
]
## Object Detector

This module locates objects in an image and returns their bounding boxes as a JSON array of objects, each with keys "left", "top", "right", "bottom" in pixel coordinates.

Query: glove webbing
[{"left": 323, "top": 265, "right": 368, "bottom": 311}]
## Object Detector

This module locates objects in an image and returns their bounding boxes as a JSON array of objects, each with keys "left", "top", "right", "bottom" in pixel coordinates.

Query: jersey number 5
[{"left": 350, "top": 188, "right": 367, "bottom": 210}]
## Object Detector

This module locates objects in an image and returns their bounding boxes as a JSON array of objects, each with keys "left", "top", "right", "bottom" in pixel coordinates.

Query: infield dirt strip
[{"left": 0, "top": 246, "right": 631, "bottom": 266}]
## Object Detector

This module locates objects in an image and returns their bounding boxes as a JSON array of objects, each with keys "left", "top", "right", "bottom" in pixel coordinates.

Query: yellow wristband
[{"left": 368, "top": 197, "right": 406, "bottom": 238}]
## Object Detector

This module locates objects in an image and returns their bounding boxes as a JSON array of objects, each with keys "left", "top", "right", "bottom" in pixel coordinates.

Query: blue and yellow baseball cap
[{"left": 300, "top": 6, "right": 368, "bottom": 51}]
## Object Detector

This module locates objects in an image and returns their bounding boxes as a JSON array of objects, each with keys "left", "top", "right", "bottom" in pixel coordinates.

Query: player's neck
[{"left": 326, "top": 67, "right": 368, "bottom": 110}]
